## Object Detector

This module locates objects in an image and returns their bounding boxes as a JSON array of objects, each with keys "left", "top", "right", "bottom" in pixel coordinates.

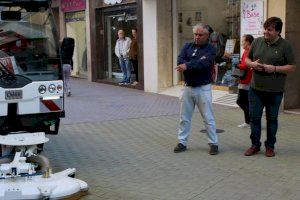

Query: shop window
[
  {"left": 65, "top": 11, "right": 87, "bottom": 78},
  {"left": 177, "top": 0, "right": 241, "bottom": 87}
]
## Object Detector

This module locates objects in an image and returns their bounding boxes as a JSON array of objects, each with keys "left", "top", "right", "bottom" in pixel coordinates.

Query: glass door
[{"left": 104, "top": 10, "right": 137, "bottom": 82}]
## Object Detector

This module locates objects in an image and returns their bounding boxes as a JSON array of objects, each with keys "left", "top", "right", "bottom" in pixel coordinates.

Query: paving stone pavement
[{"left": 44, "top": 78, "right": 300, "bottom": 200}]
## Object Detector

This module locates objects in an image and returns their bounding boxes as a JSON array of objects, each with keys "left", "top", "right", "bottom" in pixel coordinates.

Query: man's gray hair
[{"left": 193, "top": 23, "right": 209, "bottom": 34}]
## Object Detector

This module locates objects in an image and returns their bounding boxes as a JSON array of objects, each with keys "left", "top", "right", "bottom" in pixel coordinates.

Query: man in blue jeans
[
  {"left": 115, "top": 29, "right": 132, "bottom": 85},
  {"left": 245, "top": 17, "right": 296, "bottom": 157},
  {"left": 174, "top": 23, "right": 219, "bottom": 155}
]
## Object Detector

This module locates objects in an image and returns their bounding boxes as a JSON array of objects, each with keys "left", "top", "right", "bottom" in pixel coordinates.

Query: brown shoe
[
  {"left": 265, "top": 147, "right": 275, "bottom": 157},
  {"left": 244, "top": 146, "right": 260, "bottom": 156}
]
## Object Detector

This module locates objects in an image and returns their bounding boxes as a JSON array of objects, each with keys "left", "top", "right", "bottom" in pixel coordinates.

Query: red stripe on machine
[{"left": 41, "top": 100, "right": 60, "bottom": 111}]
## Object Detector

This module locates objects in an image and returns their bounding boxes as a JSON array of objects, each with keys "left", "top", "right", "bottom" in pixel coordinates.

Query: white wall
[
  {"left": 172, "top": 0, "right": 179, "bottom": 85},
  {"left": 143, "top": 0, "right": 158, "bottom": 93},
  {"left": 86, "top": 0, "right": 92, "bottom": 81}
]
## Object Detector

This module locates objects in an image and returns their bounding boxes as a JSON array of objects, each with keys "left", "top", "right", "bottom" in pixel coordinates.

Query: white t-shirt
[{"left": 115, "top": 37, "right": 131, "bottom": 58}]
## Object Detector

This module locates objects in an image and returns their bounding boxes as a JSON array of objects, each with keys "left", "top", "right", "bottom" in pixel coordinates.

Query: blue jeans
[
  {"left": 118, "top": 57, "right": 131, "bottom": 83},
  {"left": 248, "top": 87, "right": 283, "bottom": 149},
  {"left": 63, "top": 64, "right": 71, "bottom": 92},
  {"left": 177, "top": 84, "right": 218, "bottom": 146}
]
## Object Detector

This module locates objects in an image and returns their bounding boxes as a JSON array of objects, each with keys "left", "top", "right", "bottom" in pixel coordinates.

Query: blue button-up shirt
[{"left": 178, "top": 42, "right": 216, "bottom": 87}]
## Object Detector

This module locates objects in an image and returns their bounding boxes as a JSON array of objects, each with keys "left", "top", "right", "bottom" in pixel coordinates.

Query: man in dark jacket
[{"left": 174, "top": 23, "right": 219, "bottom": 155}]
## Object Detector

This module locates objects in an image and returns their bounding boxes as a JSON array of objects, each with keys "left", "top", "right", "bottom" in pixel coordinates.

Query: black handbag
[
  {"left": 232, "top": 66, "right": 246, "bottom": 79},
  {"left": 231, "top": 54, "right": 246, "bottom": 79}
]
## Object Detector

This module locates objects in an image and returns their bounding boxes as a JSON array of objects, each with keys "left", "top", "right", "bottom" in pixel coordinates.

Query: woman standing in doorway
[{"left": 237, "top": 34, "right": 254, "bottom": 128}]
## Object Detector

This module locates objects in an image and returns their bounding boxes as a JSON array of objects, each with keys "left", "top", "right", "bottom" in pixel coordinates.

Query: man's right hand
[
  {"left": 251, "top": 59, "right": 264, "bottom": 71},
  {"left": 176, "top": 64, "right": 187, "bottom": 72}
]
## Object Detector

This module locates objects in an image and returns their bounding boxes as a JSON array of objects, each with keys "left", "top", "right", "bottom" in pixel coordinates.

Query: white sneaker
[
  {"left": 131, "top": 81, "right": 138, "bottom": 86},
  {"left": 237, "top": 123, "right": 250, "bottom": 128}
]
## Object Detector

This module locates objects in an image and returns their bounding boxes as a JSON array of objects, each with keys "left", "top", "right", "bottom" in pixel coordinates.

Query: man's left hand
[
  {"left": 176, "top": 64, "right": 187, "bottom": 72},
  {"left": 263, "top": 64, "right": 275, "bottom": 73}
]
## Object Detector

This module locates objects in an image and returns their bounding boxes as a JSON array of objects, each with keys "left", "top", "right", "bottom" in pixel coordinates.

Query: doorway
[
  {"left": 103, "top": 8, "right": 137, "bottom": 82},
  {"left": 65, "top": 11, "right": 87, "bottom": 78},
  {"left": 284, "top": 0, "right": 300, "bottom": 112}
]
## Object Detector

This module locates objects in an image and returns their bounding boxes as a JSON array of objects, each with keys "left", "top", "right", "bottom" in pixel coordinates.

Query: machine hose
[{"left": 27, "top": 154, "right": 51, "bottom": 172}]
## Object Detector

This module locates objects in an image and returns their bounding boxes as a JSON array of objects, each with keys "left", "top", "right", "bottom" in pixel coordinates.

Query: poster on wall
[
  {"left": 195, "top": 11, "right": 202, "bottom": 21},
  {"left": 224, "top": 39, "right": 236, "bottom": 55},
  {"left": 241, "top": 0, "right": 265, "bottom": 36}
]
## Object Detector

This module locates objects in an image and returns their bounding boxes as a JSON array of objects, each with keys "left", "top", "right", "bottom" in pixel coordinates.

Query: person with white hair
[
  {"left": 174, "top": 23, "right": 219, "bottom": 155},
  {"left": 115, "top": 29, "right": 132, "bottom": 85}
]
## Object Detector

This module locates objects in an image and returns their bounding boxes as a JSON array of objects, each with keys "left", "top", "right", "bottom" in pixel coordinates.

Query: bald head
[{"left": 118, "top": 29, "right": 125, "bottom": 39}]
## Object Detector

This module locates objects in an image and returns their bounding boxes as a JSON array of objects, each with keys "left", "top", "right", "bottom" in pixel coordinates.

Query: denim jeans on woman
[
  {"left": 63, "top": 64, "right": 72, "bottom": 94},
  {"left": 248, "top": 87, "right": 283, "bottom": 149},
  {"left": 177, "top": 84, "right": 218, "bottom": 146},
  {"left": 118, "top": 57, "right": 131, "bottom": 83}
]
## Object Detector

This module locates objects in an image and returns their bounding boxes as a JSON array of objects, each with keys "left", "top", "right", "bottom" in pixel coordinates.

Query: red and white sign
[
  {"left": 61, "top": 0, "right": 86, "bottom": 12},
  {"left": 41, "top": 99, "right": 61, "bottom": 111},
  {"left": 241, "top": 0, "right": 265, "bottom": 36}
]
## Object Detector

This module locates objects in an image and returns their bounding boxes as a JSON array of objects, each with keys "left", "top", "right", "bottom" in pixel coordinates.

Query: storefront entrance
[
  {"left": 97, "top": 5, "right": 137, "bottom": 83},
  {"left": 105, "top": 12, "right": 137, "bottom": 80},
  {"left": 65, "top": 11, "right": 87, "bottom": 78}
]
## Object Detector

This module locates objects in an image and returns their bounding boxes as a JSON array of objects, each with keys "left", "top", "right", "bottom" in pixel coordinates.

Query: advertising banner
[
  {"left": 241, "top": 0, "right": 265, "bottom": 36},
  {"left": 61, "top": 0, "right": 86, "bottom": 12}
]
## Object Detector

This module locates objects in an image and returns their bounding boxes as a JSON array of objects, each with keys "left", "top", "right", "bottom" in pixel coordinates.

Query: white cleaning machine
[{"left": 0, "top": 0, "right": 88, "bottom": 199}]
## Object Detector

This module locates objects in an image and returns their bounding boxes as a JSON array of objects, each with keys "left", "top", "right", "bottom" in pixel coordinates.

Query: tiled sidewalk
[{"left": 45, "top": 78, "right": 300, "bottom": 200}]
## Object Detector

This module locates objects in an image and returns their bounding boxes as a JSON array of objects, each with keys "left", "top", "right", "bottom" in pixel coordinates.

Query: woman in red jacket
[{"left": 237, "top": 34, "right": 254, "bottom": 128}]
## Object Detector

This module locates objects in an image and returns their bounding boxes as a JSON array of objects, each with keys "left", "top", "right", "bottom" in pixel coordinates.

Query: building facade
[{"left": 53, "top": 0, "right": 300, "bottom": 112}]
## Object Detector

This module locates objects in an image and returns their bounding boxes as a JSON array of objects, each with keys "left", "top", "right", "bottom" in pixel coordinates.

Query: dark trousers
[
  {"left": 248, "top": 87, "right": 283, "bottom": 149},
  {"left": 236, "top": 89, "right": 250, "bottom": 124},
  {"left": 130, "top": 59, "right": 138, "bottom": 82}
]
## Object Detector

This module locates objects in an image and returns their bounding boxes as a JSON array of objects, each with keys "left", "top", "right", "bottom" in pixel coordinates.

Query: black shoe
[
  {"left": 174, "top": 143, "right": 186, "bottom": 153},
  {"left": 209, "top": 144, "right": 219, "bottom": 155}
]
